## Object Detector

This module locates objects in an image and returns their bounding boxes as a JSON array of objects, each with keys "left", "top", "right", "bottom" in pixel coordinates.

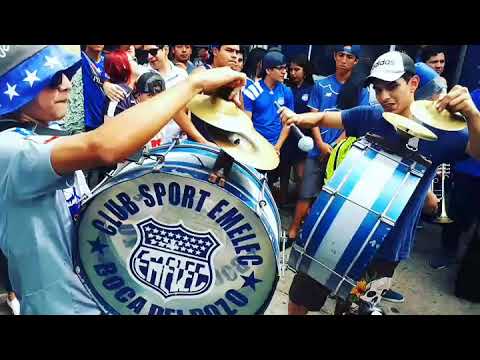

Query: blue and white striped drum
[
  {"left": 288, "top": 136, "right": 429, "bottom": 300},
  {"left": 75, "top": 141, "right": 281, "bottom": 315}
]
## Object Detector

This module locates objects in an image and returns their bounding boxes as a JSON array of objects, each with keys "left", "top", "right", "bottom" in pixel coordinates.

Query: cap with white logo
[{"left": 364, "top": 51, "right": 416, "bottom": 86}]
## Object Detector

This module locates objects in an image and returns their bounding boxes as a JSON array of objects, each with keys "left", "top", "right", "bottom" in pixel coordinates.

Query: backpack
[{"left": 324, "top": 136, "right": 357, "bottom": 183}]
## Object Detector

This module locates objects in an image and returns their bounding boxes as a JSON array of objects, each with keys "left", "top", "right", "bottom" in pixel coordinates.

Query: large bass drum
[{"left": 74, "top": 141, "right": 281, "bottom": 315}]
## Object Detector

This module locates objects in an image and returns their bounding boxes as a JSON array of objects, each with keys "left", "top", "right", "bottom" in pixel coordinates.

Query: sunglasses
[
  {"left": 147, "top": 48, "right": 160, "bottom": 57},
  {"left": 273, "top": 65, "right": 287, "bottom": 71}
]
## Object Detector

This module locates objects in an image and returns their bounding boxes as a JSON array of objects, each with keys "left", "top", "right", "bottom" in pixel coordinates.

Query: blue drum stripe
[
  {"left": 300, "top": 147, "right": 378, "bottom": 255},
  {"left": 385, "top": 173, "right": 422, "bottom": 222},
  {"left": 326, "top": 145, "right": 364, "bottom": 191},
  {"left": 299, "top": 196, "right": 347, "bottom": 272},
  {"left": 370, "top": 163, "right": 410, "bottom": 214},
  {"left": 347, "top": 221, "right": 392, "bottom": 281},
  {"left": 326, "top": 211, "right": 379, "bottom": 291}
]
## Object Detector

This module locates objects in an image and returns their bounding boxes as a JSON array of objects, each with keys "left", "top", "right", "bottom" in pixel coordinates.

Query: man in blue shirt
[
  {"left": 243, "top": 50, "right": 294, "bottom": 188},
  {"left": 287, "top": 46, "right": 370, "bottom": 246},
  {"left": 82, "top": 45, "right": 129, "bottom": 131},
  {"left": 280, "top": 51, "right": 480, "bottom": 315}
]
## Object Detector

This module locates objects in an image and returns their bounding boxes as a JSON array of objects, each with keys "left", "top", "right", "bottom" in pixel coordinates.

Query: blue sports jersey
[
  {"left": 291, "top": 82, "right": 314, "bottom": 114},
  {"left": 82, "top": 52, "right": 108, "bottom": 130},
  {"left": 243, "top": 79, "right": 294, "bottom": 145},
  {"left": 307, "top": 75, "right": 370, "bottom": 158},
  {"left": 341, "top": 104, "right": 469, "bottom": 262}
]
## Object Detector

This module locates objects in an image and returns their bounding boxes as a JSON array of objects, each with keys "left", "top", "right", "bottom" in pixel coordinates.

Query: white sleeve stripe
[
  {"left": 107, "top": 101, "right": 119, "bottom": 117},
  {"left": 248, "top": 84, "right": 260, "bottom": 98},
  {"left": 243, "top": 89, "right": 255, "bottom": 101},
  {"left": 254, "top": 82, "right": 263, "bottom": 93}
]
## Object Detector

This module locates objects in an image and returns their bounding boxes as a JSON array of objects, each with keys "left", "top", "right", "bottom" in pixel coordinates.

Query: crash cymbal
[
  {"left": 383, "top": 112, "right": 438, "bottom": 141},
  {"left": 187, "top": 94, "right": 253, "bottom": 133},
  {"left": 410, "top": 100, "right": 467, "bottom": 131},
  {"left": 206, "top": 124, "right": 279, "bottom": 170}
]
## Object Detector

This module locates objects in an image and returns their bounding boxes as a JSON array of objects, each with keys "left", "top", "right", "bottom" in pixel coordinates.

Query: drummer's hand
[
  {"left": 228, "top": 86, "right": 244, "bottom": 110},
  {"left": 319, "top": 142, "right": 333, "bottom": 155},
  {"left": 279, "top": 107, "right": 300, "bottom": 125},
  {"left": 435, "top": 85, "right": 480, "bottom": 119},
  {"left": 191, "top": 66, "right": 246, "bottom": 95},
  {"left": 103, "top": 81, "right": 127, "bottom": 102},
  {"left": 274, "top": 144, "right": 281, "bottom": 155}
]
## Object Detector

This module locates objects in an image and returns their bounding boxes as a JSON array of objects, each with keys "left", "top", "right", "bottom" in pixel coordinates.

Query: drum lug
[
  {"left": 409, "top": 167, "right": 424, "bottom": 178},
  {"left": 380, "top": 215, "right": 395, "bottom": 227},
  {"left": 256, "top": 174, "right": 268, "bottom": 213},
  {"left": 152, "top": 138, "right": 180, "bottom": 172}
]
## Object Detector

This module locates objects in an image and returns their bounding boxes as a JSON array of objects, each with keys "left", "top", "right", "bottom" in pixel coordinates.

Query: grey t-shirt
[{"left": 0, "top": 125, "right": 101, "bottom": 314}]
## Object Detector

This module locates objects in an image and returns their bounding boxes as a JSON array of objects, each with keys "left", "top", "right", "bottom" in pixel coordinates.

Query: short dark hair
[
  {"left": 401, "top": 71, "right": 415, "bottom": 83},
  {"left": 243, "top": 47, "right": 267, "bottom": 80},
  {"left": 288, "top": 53, "right": 314, "bottom": 86},
  {"left": 420, "top": 46, "right": 446, "bottom": 63}
]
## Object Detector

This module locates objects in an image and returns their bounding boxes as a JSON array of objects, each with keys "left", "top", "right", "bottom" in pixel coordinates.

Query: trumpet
[{"left": 431, "top": 163, "right": 453, "bottom": 224}]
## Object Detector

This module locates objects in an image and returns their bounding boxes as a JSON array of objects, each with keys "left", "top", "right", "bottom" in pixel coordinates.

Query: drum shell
[
  {"left": 288, "top": 137, "right": 428, "bottom": 299},
  {"left": 75, "top": 141, "right": 281, "bottom": 315}
]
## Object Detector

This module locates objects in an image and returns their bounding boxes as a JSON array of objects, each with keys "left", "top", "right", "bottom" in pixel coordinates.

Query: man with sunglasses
[
  {"left": 280, "top": 50, "right": 480, "bottom": 315},
  {"left": 140, "top": 45, "right": 212, "bottom": 147},
  {"left": 0, "top": 45, "right": 245, "bottom": 315},
  {"left": 242, "top": 49, "right": 294, "bottom": 188}
]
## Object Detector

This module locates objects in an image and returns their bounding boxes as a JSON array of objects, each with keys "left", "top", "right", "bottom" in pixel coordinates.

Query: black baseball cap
[{"left": 135, "top": 71, "right": 166, "bottom": 95}]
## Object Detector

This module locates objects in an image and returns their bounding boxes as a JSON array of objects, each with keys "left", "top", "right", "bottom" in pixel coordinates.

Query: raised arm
[
  {"left": 435, "top": 85, "right": 480, "bottom": 160},
  {"left": 51, "top": 67, "right": 245, "bottom": 175},
  {"left": 279, "top": 107, "right": 344, "bottom": 130}
]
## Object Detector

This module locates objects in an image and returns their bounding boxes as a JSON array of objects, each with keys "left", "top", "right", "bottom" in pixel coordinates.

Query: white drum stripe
[{"left": 346, "top": 154, "right": 399, "bottom": 206}]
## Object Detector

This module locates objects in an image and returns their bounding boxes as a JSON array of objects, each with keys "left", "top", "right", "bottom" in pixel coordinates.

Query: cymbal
[
  {"left": 187, "top": 94, "right": 253, "bottom": 133},
  {"left": 410, "top": 100, "right": 467, "bottom": 131},
  {"left": 206, "top": 124, "right": 279, "bottom": 170},
  {"left": 383, "top": 112, "right": 438, "bottom": 141}
]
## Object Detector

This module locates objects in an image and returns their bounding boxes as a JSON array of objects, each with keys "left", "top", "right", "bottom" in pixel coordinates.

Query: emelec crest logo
[{"left": 129, "top": 218, "right": 221, "bottom": 300}]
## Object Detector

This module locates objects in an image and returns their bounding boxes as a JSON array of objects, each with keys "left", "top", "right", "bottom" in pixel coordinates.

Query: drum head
[{"left": 76, "top": 165, "right": 278, "bottom": 315}]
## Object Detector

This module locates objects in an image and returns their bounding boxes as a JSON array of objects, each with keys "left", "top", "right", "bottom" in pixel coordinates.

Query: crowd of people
[{"left": 1, "top": 44, "right": 479, "bottom": 315}]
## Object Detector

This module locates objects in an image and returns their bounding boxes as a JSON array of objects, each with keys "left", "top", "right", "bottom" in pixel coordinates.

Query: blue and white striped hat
[{"left": 0, "top": 45, "right": 81, "bottom": 116}]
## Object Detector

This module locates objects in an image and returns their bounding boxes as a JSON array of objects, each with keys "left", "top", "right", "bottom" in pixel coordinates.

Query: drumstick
[{"left": 274, "top": 101, "right": 314, "bottom": 152}]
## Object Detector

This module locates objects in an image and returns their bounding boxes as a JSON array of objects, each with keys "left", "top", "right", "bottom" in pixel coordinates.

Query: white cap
[{"left": 365, "top": 51, "right": 416, "bottom": 86}]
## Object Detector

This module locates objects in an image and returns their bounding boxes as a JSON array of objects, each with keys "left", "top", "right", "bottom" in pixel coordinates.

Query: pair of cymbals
[
  {"left": 188, "top": 94, "right": 253, "bottom": 133},
  {"left": 410, "top": 100, "right": 467, "bottom": 131},
  {"left": 383, "top": 112, "right": 438, "bottom": 141},
  {"left": 188, "top": 94, "right": 279, "bottom": 170}
]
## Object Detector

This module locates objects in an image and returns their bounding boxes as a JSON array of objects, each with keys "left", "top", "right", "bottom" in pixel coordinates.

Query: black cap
[{"left": 136, "top": 71, "right": 166, "bottom": 94}]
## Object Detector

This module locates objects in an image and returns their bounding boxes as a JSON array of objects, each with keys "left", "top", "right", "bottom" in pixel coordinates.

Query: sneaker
[
  {"left": 6, "top": 297, "right": 20, "bottom": 315},
  {"left": 429, "top": 253, "right": 456, "bottom": 270},
  {"left": 382, "top": 289, "right": 405, "bottom": 303}
]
